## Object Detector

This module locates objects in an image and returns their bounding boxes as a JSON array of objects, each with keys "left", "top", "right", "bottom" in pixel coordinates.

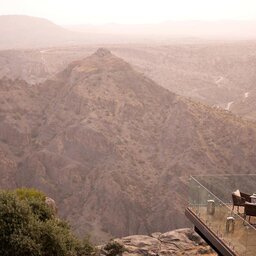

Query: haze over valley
[
  {"left": 2, "top": 40, "right": 256, "bottom": 120},
  {"left": 0, "top": 1, "right": 256, "bottom": 253}
]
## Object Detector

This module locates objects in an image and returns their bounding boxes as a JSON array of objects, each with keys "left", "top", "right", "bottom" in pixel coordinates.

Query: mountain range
[
  {"left": 1, "top": 48, "right": 256, "bottom": 242},
  {"left": 1, "top": 15, "right": 256, "bottom": 50},
  {"left": 0, "top": 15, "right": 85, "bottom": 49},
  {"left": 68, "top": 20, "right": 256, "bottom": 39},
  {"left": 1, "top": 42, "right": 256, "bottom": 121}
]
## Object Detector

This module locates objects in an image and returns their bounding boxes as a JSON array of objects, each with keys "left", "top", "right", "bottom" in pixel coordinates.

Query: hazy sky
[{"left": 0, "top": 0, "right": 256, "bottom": 25}]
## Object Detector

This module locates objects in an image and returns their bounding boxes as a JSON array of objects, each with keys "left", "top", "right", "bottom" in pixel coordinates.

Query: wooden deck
[{"left": 189, "top": 205, "right": 256, "bottom": 256}]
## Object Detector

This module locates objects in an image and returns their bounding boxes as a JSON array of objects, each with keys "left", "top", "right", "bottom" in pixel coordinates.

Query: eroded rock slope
[{"left": 1, "top": 49, "right": 256, "bottom": 241}]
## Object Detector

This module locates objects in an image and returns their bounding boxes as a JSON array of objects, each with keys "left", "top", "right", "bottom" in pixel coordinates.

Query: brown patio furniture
[
  {"left": 244, "top": 202, "right": 256, "bottom": 224},
  {"left": 232, "top": 190, "right": 251, "bottom": 213}
]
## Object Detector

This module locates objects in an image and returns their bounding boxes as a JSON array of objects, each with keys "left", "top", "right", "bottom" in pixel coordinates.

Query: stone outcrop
[
  {"left": 99, "top": 228, "right": 216, "bottom": 256},
  {"left": 94, "top": 48, "right": 112, "bottom": 57},
  {"left": 45, "top": 196, "right": 58, "bottom": 215}
]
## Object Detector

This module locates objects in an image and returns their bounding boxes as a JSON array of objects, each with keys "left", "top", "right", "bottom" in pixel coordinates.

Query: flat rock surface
[{"left": 100, "top": 228, "right": 216, "bottom": 255}]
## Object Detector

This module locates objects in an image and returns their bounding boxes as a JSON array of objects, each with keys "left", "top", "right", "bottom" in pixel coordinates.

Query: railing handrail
[
  {"left": 191, "top": 174, "right": 256, "bottom": 177},
  {"left": 189, "top": 175, "right": 256, "bottom": 231}
]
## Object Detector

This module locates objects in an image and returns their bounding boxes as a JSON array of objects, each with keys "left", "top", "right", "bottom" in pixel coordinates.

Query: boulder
[
  {"left": 45, "top": 196, "right": 58, "bottom": 215},
  {"left": 100, "top": 228, "right": 216, "bottom": 256}
]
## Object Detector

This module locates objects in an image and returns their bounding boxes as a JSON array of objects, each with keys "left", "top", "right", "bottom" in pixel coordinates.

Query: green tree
[
  {"left": 0, "top": 188, "right": 94, "bottom": 256},
  {"left": 15, "top": 188, "right": 53, "bottom": 221}
]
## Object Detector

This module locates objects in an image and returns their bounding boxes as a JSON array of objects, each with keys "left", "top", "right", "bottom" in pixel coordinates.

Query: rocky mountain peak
[
  {"left": 62, "top": 48, "right": 132, "bottom": 79},
  {"left": 94, "top": 48, "right": 112, "bottom": 57}
]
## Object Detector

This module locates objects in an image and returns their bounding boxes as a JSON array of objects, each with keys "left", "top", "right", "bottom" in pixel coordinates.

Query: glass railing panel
[
  {"left": 195, "top": 174, "right": 256, "bottom": 204},
  {"left": 188, "top": 175, "right": 256, "bottom": 256}
]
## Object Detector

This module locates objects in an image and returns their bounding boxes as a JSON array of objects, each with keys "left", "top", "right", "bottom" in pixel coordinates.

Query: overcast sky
[{"left": 0, "top": 0, "right": 256, "bottom": 25}]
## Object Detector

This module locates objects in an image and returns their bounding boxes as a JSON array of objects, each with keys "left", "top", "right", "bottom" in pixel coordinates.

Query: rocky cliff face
[
  {"left": 99, "top": 228, "right": 216, "bottom": 256},
  {"left": 1, "top": 49, "right": 256, "bottom": 242}
]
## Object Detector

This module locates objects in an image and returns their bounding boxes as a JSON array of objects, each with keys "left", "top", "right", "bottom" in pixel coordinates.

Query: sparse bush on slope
[
  {"left": 0, "top": 188, "right": 94, "bottom": 256},
  {"left": 102, "top": 241, "right": 125, "bottom": 256}
]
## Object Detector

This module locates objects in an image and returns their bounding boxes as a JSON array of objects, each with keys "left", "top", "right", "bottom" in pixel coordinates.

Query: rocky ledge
[{"left": 99, "top": 228, "right": 216, "bottom": 255}]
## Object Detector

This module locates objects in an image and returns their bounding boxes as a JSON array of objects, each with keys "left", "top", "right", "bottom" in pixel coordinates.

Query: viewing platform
[{"left": 185, "top": 175, "right": 256, "bottom": 256}]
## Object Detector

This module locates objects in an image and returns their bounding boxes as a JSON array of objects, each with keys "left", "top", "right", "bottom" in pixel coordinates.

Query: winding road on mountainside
[
  {"left": 39, "top": 49, "right": 51, "bottom": 72},
  {"left": 215, "top": 76, "right": 224, "bottom": 87}
]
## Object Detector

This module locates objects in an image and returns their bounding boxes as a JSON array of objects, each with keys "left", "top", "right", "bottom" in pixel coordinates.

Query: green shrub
[
  {"left": 0, "top": 192, "right": 38, "bottom": 256},
  {"left": 0, "top": 188, "right": 94, "bottom": 256},
  {"left": 15, "top": 187, "right": 46, "bottom": 201},
  {"left": 15, "top": 188, "right": 53, "bottom": 221},
  {"left": 103, "top": 241, "right": 125, "bottom": 256},
  {"left": 76, "top": 237, "right": 95, "bottom": 256}
]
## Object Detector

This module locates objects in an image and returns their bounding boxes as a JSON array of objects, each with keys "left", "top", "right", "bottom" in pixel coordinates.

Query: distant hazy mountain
[
  {"left": 68, "top": 20, "right": 256, "bottom": 40},
  {"left": 0, "top": 15, "right": 85, "bottom": 49},
  {"left": 1, "top": 49, "right": 256, "bottom": 242},
  {"left": 1, "top": 16, "right": 255, "bottom": 50}
]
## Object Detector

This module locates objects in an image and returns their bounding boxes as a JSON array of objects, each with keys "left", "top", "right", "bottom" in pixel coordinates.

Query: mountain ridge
[
  {"left": 0, "top": 15, "right": 85, "bottom": 50},
  {"left": 67, "top": 20, "right": 256, "bottom": 39},
  {"left": 1, "top": 49, "right": 256, "bottom": 242}
]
